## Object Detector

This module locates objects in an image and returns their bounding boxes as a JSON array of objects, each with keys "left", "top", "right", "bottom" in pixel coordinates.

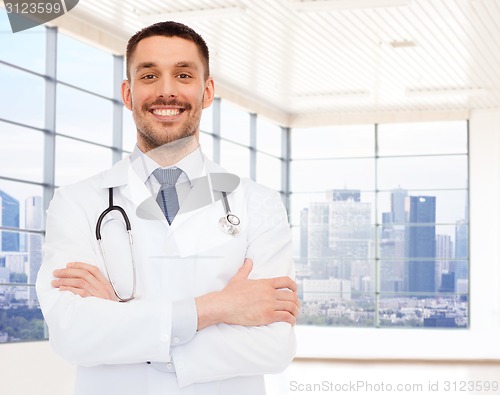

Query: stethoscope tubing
[{"left": 95, "top": 187, "right": 241, "bottom": 302}]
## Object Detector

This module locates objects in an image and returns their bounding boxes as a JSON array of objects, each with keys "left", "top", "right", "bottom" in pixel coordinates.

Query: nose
[{"left": 157, "top": 76, "right": 177, "bottom": 98}]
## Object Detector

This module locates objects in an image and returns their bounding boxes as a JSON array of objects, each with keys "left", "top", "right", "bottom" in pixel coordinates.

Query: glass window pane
[
  {"left": 377, "top": 189, "right": 468, "bottom": 224},
  {"left": 56, "top": 85, "right": 113, "bottom": 146},
  {"left": 298, "top": 264, "right": 376, "bottom": 328},
  {"left": 378, "top": 294, "right": 468, "bottom": 328},
  {"left": 0, "top": 122, "right": 44, "bottom": 183},
  {"left": 379, "top": 224, "right": 466, "bottom": 260},
  {"left": 0, "top": 64, "right": 45, "bottom": 128},
  {"left": 55, "top": 136, "right": 112, "bottom": 186},
  {"left": 0, "top": 285, "right": 46, "bottom": 342},
  {"left": 257, "top": 117, "right": 281, "bottom": 156},
  {"left": 377, "top": 155, "right": 468, "bottom": 190},
  {"left": 199, "top": 132, "right": 214, "bottom": 161},
  {"left": 0, "top": 179, "right": 45, "bottom": 233},
  {"left": 219, "top": 141, "right": 250, "bottom": 178},
  {"left": 290, "top": 191, "right": 376, "bottom": 227},
  {"left": 122, "top": 108, "right": 136, "bottom": 153},
  {"left": 0, "top": 13, "right": 45, "bottom": 73},
  {"left": 200, "top": 106, "right": 213, "bottom": 134},
  {"left": 57, "top": 33, "right": 113, "bottom": 97},
  {"left": 378, "top": 121, "right": 468, "bottom": 156},
  {"left": 291, "top": 158, "right": 375, "bottom": 192},
  {"left": 0, "top": 229, "right": 43, "bottom": 283},
  {"left": 256, "top": 152, "right": 281, "bottom": 192},
  {"left": 220, "top": 101, "right": 250, "bottom": 145},
  {"left": 292, "top": 125, "right": 375, "bottom": 159}
]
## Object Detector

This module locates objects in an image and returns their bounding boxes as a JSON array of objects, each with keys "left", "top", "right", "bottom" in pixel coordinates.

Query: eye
[
  {"left": 141, "top": 74, "right": 157, "bottom": 80},
  {"left": 177, "top": 73, "right": 192, "bottom": 79}
]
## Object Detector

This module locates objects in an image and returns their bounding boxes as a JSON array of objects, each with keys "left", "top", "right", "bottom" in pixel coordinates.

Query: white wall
[
  {"left": 0, "top": 341, "right": 74, "bottom": 395},
  {"left": 1, "top": 109, "right": 499, "bottom": 394}
]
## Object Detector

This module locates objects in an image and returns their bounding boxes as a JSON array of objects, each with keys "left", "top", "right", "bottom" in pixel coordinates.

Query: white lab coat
[{"left": 36, "top": 154, "right": 296, "bottom": 395}]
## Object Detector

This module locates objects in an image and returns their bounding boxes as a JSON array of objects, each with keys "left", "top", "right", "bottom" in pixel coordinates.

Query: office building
[
  {"left": 407, "top": 196, "right": 436, "bottom": 293},
  {"left": 0, "top": 190, "right": 20, "bottom": 252}
]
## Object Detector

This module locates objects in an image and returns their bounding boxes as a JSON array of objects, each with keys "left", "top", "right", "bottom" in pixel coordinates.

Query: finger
[
  {"left": 273, "top": 311, "right": 297, "bottom": 326},
  {"left": 70, "top": 262, "right": 111, "bottom": 286},
  {"left": 53, "top": 267, "right": 104, "bottom": 294},
  {"left": 270, "top": 276, "right": 297, "bottom": 292},
  {"left": 52, "top": 277, "right": 99, "bottom": 296},
  {"left": 231, "top": 258, "right": 253, "bottom": 282},
  {"left": 275, "top": 300, "right": 300, "bottom": 318},
  {"left": 59, "top": 285, "right": 91, "bottom": 298},
  {"left": 275, "top": 289, "right": 300, "bottom": 307}
]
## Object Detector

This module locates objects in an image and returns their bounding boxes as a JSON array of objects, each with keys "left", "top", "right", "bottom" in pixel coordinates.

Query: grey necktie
[{"left": 153, "top": 167, "right": 183, "bottom": 224}]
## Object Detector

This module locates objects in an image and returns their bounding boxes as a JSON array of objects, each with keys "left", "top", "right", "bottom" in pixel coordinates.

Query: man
[{"left": 36, "top": 21, "right": 298, "bottom": 395}]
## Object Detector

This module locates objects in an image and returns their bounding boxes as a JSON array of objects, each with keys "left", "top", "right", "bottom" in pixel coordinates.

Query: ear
[
  {"left": 202, "top": 77, "right": 215, "bottom": 109},
  {"left": 121, "top": 79, "right": 133, "bottom": 110}
]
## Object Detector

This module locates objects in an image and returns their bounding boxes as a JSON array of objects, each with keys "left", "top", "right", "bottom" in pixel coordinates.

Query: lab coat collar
[
  {"left": 97, "top": 151, "right": 239, "bottom": 234},
  {"left": 99, "top": 156, "right": 130, "bottom": 189}
]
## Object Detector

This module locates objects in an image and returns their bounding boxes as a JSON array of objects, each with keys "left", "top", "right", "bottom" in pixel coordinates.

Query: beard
[{"left": 133, "top": 97, "right": 202, "bottom": 152}]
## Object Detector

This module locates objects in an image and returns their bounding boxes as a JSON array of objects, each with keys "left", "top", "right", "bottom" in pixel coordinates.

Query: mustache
[{"left": 143, "top": 98, "right": 191, "bottom": 111}]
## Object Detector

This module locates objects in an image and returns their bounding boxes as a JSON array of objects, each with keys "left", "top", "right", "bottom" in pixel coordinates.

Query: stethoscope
[
  {"left": 95, "top": 187, "right": 241, "bottom": 302},
  {"left": 218, "top": 191, "right": 240, "bottom": 235}
]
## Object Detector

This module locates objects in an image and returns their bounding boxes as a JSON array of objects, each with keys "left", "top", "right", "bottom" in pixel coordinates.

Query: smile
[{"left": 151, "top": 108, "right": 183, "bottom": 117}]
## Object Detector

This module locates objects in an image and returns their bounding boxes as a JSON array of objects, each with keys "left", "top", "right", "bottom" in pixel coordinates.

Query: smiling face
[{"left": 121, "top": 35, "right": 214, "bottom": 153}]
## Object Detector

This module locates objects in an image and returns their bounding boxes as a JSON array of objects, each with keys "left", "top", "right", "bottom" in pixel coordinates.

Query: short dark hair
[{"left": 126, "top": 21, "right": 210, "bottom": 80}]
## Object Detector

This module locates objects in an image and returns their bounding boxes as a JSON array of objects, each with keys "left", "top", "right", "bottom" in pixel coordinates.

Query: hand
[
  {"left": 196, "top": 258, "right": 300, "bottom": 330},
  {"left": 52, "top": 262, "right": 118, "bottom": 301}
]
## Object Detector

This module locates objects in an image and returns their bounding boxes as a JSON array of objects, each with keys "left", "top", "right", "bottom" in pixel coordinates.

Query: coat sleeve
[
  {"left": 171, "top": 183, "right": 296, "bottom": 387},
  {"left": 36, "top": 186, "right": 174, "bottom": 367}
]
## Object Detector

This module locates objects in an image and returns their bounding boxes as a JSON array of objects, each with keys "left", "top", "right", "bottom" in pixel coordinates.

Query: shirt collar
[{"left": 130, "top": 144, "right": 205, "bottom": 186}]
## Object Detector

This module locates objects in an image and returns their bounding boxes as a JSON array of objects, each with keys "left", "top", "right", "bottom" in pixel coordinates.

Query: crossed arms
[{"left": 52, "top": 258, "right": 299, "bottom": 329}]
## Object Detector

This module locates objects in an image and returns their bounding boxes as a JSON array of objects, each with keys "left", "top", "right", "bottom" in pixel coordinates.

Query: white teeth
[{"left": 153, "top": 108, "right": 181, "bottom": 116}]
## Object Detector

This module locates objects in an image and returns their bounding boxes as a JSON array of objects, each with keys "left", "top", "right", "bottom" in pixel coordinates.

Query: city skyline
[{"left": 296, "top": 187, "right": 469, "bottom": 328}]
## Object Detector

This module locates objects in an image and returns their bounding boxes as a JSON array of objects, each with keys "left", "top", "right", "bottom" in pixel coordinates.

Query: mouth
[{"left": 149, "top": 107, "right": 185, "bottom": 120}]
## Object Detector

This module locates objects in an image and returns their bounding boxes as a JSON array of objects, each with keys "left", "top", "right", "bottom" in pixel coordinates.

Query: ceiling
[{"left": 10, "top": 0, "right": 500, "bottom": 126}]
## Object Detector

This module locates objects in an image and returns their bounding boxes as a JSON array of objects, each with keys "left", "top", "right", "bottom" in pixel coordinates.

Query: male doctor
[{"left": 36, "top": 21, "right": 298, "bottom": 395}]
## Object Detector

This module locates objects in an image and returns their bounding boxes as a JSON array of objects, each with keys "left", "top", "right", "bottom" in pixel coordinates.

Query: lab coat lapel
[{"left": 99, "top": 157, "right": 165, "bottom": 221}]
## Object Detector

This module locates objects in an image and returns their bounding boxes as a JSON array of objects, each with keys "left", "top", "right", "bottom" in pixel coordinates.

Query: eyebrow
[
  {"left": 134, "top": 61, "right": 199, "bottom": 75},
  {"left": 134, "top": 62, "right": 157, "bottom": 74},
  {"left": 174, "top": 61, "right": 198, "bottom": 70}
]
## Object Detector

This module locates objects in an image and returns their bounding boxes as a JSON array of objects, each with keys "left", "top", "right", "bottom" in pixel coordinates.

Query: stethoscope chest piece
[
  {"left": 219, "top": 191, "right": 240, "bottom": 235},
  {"left": 219, "top": 214, "right": 240, "bottom": 235}
]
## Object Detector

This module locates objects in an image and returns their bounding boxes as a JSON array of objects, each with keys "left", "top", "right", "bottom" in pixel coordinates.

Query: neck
[{"left": 139, "top": 135, "right": 199, "bottom": 167}]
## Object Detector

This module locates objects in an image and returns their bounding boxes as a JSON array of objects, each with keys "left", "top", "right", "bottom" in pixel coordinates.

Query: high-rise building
[
  {"left": 391, "top": 187, "right": 407, "bottom": 224},
  {"left": 379, "top": 189, "right": 408, "bottom": 293},
  {"left": 307, "top": 202, "right": 331, "bottom": 279},
  {"left": 436, "top": 234, "right": 453, "bottom": 290},
  {"left": 0, "top": 190, "right": 20, "bottom": 252},
  {"left": 300, "top": 208, "right": 308, "bottom": 262},
  {"left": 327, "top": 189, "right": 372, "bottom": 291},
  {"left": 407, "top": 196, "right": 436, "bottom": 293},
  {"left": 25, "top": 196, "right": 43, "bottom": 306},
  {"left": 454, "top": 220, "right": 468, "bottom": 292}
]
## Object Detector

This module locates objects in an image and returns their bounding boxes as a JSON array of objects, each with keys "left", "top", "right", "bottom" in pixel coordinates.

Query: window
[
  {"left": 0, "top": 12, "right": 45, "bottom": 73},
  {"left": 293, "top": 121, "right": 469, "bottom": 328},
  {"left": 56, "top": 85, "right": 114, "bottom": 146},
  {"left": 0, "top": 63, "right": 45, "bottom": 128},
  {"left": 57, "top": 33, "right": 113, "bottom": 97},
  {"left": 220, "top": 100, "right": 250, "bottom": 145},
  {"left": 0, "top": 20, "right": 471, "bottom": 346},
  {"left": 0, "top": 27, "right": 118, "bottom": 343}
]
